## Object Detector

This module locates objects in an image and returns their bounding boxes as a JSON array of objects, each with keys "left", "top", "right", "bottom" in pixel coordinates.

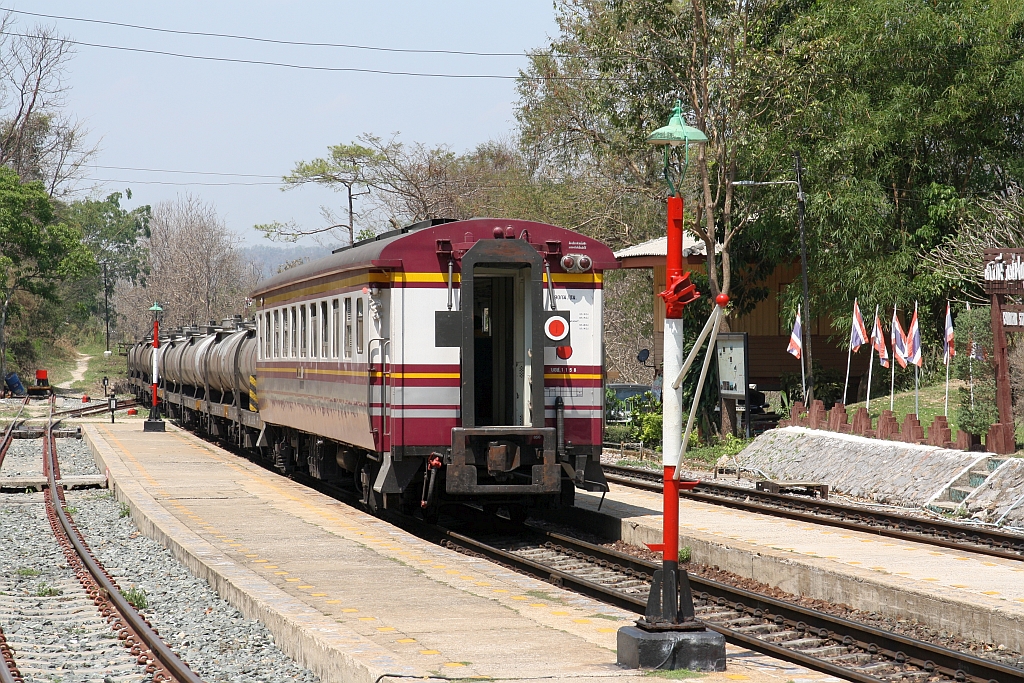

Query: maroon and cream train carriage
[{"left": 128, "top": 217, "right": 615, "bottom": 518}]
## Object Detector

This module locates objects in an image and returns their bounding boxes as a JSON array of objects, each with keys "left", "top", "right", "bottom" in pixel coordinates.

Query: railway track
[
  {"left": 280, "top": 466, "right": 1024, "bottom": 683},
  {"left": 0, "top": 398, "right": 28, "bottom": 472},
  {"left": 0, "top": 403, "right": 205, "bottom": 683},
  {"left": 602, "top": 462, "right": 1024, "bottom": 561},
  {"left": 50, "top": 398, "right": 137, "bottom": 419},
  {"left": 438, "top": 524, "right": 1024, "bottom": 683}
]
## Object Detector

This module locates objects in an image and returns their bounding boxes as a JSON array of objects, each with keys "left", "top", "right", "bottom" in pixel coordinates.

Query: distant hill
[{"left": 239, "top": 243, "right": 337, "bottom": 281}]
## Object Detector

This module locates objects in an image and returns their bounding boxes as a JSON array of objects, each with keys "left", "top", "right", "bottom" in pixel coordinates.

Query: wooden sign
[
  {"left": 1001, "top": 304, "right": 1024, "bottom": 332},
  {"left": 983, "top": 248, "right": 1024, "bottom": 295}
]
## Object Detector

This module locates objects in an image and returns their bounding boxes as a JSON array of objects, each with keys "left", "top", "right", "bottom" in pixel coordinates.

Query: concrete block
[
  {"left": 143, "top": 419, "right": 165, "bottom": 432},
  {"left": 616, "top": 626, "right": 726, "bottom": 671}
]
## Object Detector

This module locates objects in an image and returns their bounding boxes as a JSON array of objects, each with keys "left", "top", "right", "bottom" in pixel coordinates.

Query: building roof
[{"left": 613, "top": 234, "right": 720, "bottom": 260}]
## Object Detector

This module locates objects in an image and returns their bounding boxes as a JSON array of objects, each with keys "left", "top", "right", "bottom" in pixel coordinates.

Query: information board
[{"left": 715, "top": 332, "right": 748, "bottom": 400}]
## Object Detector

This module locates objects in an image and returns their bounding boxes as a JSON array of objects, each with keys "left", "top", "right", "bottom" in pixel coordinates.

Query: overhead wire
[{"left": 0, "top": 7, "right": 535, "bottom": 57}]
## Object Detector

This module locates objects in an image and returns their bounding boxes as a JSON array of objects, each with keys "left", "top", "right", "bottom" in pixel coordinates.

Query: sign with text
[
  {"left": 715, "top": 332, "right": 749, "bottom": 400},
  {"left": 983, "top": 248, "right": 1024, "bottom": 295},
  {"left": 1002, "top": 305, "right": 1024, "bottom": 332}
]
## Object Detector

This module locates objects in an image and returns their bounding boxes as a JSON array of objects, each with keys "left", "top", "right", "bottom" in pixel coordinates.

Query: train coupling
[{"left": 446, "top": 427, "right": 560, "bottom": 495}]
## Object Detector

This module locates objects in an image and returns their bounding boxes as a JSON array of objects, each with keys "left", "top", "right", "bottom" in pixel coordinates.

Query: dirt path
[{"left": 58, "top": 353, "right": 92, "bottom": 389}]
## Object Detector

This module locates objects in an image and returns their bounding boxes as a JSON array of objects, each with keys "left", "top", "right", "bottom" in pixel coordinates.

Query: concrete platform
[
  {"left": 83, "top": 422, "right": 851, "bottom": 683},
  {"left": 569, "top": 482, "right": 1024, "bottom": 651}
]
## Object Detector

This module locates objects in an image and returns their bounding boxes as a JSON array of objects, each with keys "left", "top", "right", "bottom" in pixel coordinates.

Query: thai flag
[
  {"left": 944, "top": 302, "right": 955, "bottom": 365},
  {"left": 787, "top": 306, "right": 803, "bottom": 359},
  {"left": 850, "top": 299, "right": 869, "bottom": 351},
  {"left": 892, "top": 310, "right": 909, "bottom": 369},
  {"left": 871, "top": 313, "right": 889, "bottom": 368},
  {"left": 907, "top": 304, "right": 923, "bottom": 367}
]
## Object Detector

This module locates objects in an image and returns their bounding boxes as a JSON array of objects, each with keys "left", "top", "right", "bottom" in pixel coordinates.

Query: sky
[{"left": 12, "top": 1, "right": 560, "bottom": 245}]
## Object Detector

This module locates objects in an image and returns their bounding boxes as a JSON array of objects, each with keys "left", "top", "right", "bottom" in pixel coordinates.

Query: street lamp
[
  {"left": 732, "top": 152, "right": 813, "bottom": 402},
  {"left": 144, "top": 302, "right": 165, "bottom": 432},
  {"left": 618, "top": 101, "right": 725, "bottom": 672}
]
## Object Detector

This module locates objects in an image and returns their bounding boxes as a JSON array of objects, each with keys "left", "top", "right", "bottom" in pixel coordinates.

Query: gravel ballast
[{"left": 66, "top": 488, "right": 320, "bottom": 683}]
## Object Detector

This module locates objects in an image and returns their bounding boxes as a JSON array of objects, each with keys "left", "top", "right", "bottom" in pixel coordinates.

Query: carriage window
[
  {"left": 273, "top": 310, "right": 280, "bottom": 358},
  {"left": 310, "top": 303, "right": 318, "bottom": 358},
  {"left": 300, "top": 306, "right": 308, "bottom": 357},
  {"left": 290, "top": 306, "right": 297, "bottom": 357},
  {"left": 344, "top": 298, "right": 352, "bottom": 359},
  {"left": 356, "top": 298, "right": 365, "bottom": 354},
  {"left": 332, "top": 299, "right": 340, "bottom": 358},
  {"left": 256, "top": 314, "right": 263, "bottom": 359},
  {"left": 321, "top": 301, "right": 329, "bottom": 358}
]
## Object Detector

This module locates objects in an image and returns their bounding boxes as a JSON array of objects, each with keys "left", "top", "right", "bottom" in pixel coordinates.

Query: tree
[
  {"left": 518, "top": 0, "right": 805, "bottom": 431},
  {"left": 0, "top": 13, "right": 93, "bottom": 196},
  {"left": 64, "top": 191, "right": 151, "bottom": 348},
  {"left": 256, "top": 142, "right": 379, "bottom": 247},
  {"left": 0, "top": 167, "right": 94, "bottom": 381},
  {"left": 769, "top": 0, "right": 1024, "bottom": 340},
  {"left": 115, "top": 196, "right": 259, "bottom": 339}
]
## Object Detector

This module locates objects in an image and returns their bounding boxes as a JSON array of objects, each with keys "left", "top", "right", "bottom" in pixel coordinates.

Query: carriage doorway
[{"left": 473, "top": 266, "right": 530, "bottom": 426}]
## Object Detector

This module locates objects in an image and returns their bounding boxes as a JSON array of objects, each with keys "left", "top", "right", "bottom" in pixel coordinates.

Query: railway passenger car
[{"left": 128, "top": 217, "right": 615, "bottom": 520}]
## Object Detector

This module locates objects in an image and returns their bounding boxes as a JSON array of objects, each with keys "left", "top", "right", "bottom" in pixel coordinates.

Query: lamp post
[
  {"left": 732, "top": 153, "right": 813, "bottom": 402},
  {"left": 144, "top": 302, "right": 165, "bottom": 432},
  {"left": 618, "top": 100, "right": 725, "bottom": 672}
]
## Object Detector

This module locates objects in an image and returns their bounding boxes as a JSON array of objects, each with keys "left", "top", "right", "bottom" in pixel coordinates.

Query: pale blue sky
[{"left": 15, "top": 1, "right": 559, "bottom": 244}]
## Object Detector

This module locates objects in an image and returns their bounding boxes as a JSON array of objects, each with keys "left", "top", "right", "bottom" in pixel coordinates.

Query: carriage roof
[{"left": 251, "top": 217, "right": 618, "bottom": 298}]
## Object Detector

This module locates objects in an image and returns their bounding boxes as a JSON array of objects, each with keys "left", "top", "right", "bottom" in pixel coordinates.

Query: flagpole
[
  {"left": 944, "top": 351, "right": 950, "bottom": 416},
  {"left": 867, "top": 304, "right": 878, "bottom": 411},
  {"left": 967, "top": 302, "right": 974, "bottom": 409},
  {"left": 944, "top": 302, "right": 950, "bottom": 417},
  {"left": 843, "top": 299, "right": 855, "bottom": 405},
  {"left": 799, "top": 305, "right": 807, "bottom": 401},
  {"left": 914, "top": 302, "right": 919, "bottom": 417},
  {"left": 890, "top": 303, "right": 897, "bottom": 411}
]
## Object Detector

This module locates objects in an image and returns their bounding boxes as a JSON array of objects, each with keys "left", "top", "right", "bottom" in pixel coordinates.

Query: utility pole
[
  {"left": 103, "top": 263, "right": 110, "bottom": 354},
  {"left": 795, "top": 152, "right": 814, "bottom": 403}
]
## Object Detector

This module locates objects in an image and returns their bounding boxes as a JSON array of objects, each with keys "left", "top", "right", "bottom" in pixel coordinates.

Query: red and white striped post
[{"left": 144, "top": 302, "right": 165, "bottom": 432}]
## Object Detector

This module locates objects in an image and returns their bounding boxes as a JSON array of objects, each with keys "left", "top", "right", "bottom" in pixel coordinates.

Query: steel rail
[
  {"left": 0, "top": 397, "right": 29, "bottom": 471},
  {"left": 0, "top": 398, "right": 30, "bottom": 683},
  {"left": 538, "top": 528, "right": 1024, "bottom": 683},
  {"left": 42, "top": 410, "right": 205, "bottom": 683},
  {"left": 603, "top": 463, "right": 1024, "bottom": 560},
  {"left": 50, "top": 398, "right": 137, "bottom": 419},
  {"left": 438, "top": 523, "right": 1022, "bottom": 683}
]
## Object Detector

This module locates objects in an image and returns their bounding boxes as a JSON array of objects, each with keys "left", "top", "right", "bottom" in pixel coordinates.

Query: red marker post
[{"left": 144, "top": 302, "right": 165, "bottom": 432}]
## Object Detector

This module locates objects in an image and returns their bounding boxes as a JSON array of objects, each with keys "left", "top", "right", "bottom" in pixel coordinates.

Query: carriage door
[
  {"left": 367, "top": 291, "right": 391, "bottom": 452},
  {"left": 472, "top": 266, "right": 529, "bottom": 426}
]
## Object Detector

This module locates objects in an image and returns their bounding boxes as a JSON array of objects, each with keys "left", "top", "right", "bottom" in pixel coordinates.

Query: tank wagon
[{"left": 128, "top": 217, "right": 615, "bottom": 519}]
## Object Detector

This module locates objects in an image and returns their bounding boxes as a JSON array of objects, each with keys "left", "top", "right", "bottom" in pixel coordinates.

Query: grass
[
  {"left": 645, "top": 669, "right": 705, "bottom": 679},
  {"left": 119, "top": 502, "right": 131, "bottom": 518},
  {"left": 16, "top": 567, "right": 40, "bottom": 577},
  {"left": 62, "top": 506, "right": 78, "bottom": 516},
  {"left": 70, "top": 337, "right": 130, "bottom": 395},
  {"left": 845, "top": 379, "right": 962, "bottom": 435},
  {"left": 122, "top": 585, "right": 148, "bottom": 610},
  {"left": 35, "top": 582, "right": 62, "bottom": 597}
]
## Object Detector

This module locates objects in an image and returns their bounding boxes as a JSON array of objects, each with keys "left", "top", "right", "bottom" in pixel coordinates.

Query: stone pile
[{"left": 734, "top": 427, "right": 987, "bottom": 507}]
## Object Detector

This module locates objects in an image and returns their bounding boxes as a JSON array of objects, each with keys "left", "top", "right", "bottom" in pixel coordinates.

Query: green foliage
[
  {"left": 679, "top": 546, "right": 692, "bottom": 564},
  {"left": 15, "top": 567, "right": 40, "bottom": 577},
  {"left": 604, "top": 423, "right": 631, "bottom": 444},
  {"left": 952, "top": 306, "right": 997, "bottom": 436},
  {"left": 122, "top": 585, "right": 148, "bottom": 610},
  {"left": 35, "top": 582, "right": 61, "bottom": 597},
  {"left": 119, "top": 502, "right": 131, "bottom": 519},
  {"left": 770, "top": 0, "right": 1024, "bottom": 333},
  {"left": 61, "top": 192, "right": 151, "bottom": 334},
  {"left": 0, "top": 168, "right": 94, "bottom": 379}
]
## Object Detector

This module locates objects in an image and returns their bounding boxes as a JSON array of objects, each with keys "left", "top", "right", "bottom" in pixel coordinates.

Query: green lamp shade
[{"left": 647, "top": 101, "right": 708, "bottom": 146}]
